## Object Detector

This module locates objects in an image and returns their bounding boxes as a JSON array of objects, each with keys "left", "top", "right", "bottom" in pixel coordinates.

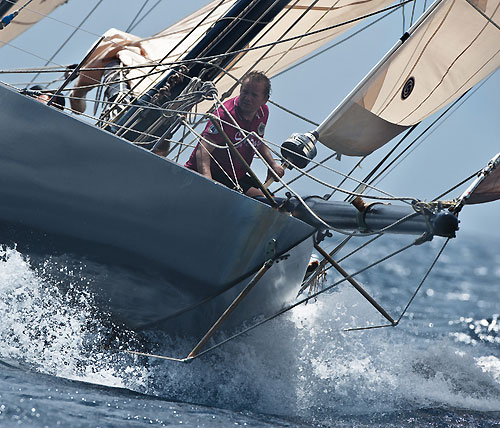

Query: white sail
[
  {"left": 316, "top": 0, "right": 500, "bottom": 156},
  {"left": 210, "top": 0, "right": 396, "bottom": 96},
  {"left": 0, "top": 0, "right": 67, "bottom": 47},
  {"left": 71, "top": 0, "right": 396, "bottom": 110}
]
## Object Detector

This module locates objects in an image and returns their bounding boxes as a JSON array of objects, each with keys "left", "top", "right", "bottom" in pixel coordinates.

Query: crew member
[
  {"left": 29, "top": 85, "right": 66, "bottom": 110},
  {"left": 184, "top": 71, "right": 284, "bottom": 197}
]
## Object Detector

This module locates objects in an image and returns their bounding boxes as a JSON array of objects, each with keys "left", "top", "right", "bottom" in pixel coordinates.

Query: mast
[{"left": 111, "top": 0, "right": 292, "bottom": 142}]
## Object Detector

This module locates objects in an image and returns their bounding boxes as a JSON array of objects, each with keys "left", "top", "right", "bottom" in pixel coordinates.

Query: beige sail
[
  {"left": 0, "top": 0, "right": 67, "bottom": 47},
  {"left": 316, "top": 0, "right": 500, "bottom": 156},
  {"left": 70, "top": 0, "right": 396, "bottom": 111}
]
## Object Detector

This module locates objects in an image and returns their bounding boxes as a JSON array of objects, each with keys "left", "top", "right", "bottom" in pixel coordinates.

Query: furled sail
[
  {"left": 71, "top": 0, "right": 396, "bottom": 111},
  {"left": 0, "top": 0, "right": 67, "bottom": 47},
  {"left": 316, "top": 0, "right": 500, "bottom": 156}
]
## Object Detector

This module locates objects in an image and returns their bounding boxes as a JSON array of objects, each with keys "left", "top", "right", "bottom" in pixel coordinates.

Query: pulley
[{"left": 280, "top": 131, "right": 318, "bottom": 169}]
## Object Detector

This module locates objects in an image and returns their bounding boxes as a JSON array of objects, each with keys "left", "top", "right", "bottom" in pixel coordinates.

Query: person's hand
[{"left": 266, "top": 162, "right": 285, "bottom": 182}]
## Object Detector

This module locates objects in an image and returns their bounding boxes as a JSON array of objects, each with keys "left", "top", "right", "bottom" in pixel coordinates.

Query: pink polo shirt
[{"left": 185, "top": 96, "right": 269, "bottom": 180}]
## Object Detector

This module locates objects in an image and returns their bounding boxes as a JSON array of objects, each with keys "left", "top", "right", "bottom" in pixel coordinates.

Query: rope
[
  {"left": 245, "top": 132, "right": 424, "bottom": 237},
  {"left": 5, "top": 0, "right": 414, "bottom": 86},
  {"left": 128, "top": 0, "right": 162, "bottom": 32},
  {"left": 125, "top": 0, "right": 150, "bottom": 33},
  {"left": 184, "top": 102, "right": 422, "bottom": 235},
  {"left": 27, "top": 0, "right": 105, "bottom": 88},
  {"left": 345, "top": 236, "right": 450, "bottom": 331},
  {"left": 396, "top": 238, "right": 449, "bottom": 323},
  {"left": 274, "top": 153, "right": 337, "bottom": 192},
  {"left": 267, "top": 99, "right": 319, "bottom": 126},
  {"left": 112, "top": 0, "right": 230, "bottom": 113},
  {"left": 180, "top": 118, "right": 241, "bottom": 191},
  {"left": 180, "top": 239, "right": 419, "bottom": 360},
  {"left": 374, "top": 72, "right": 497, "bottom": 191},
  {"left": 272, "top": 6, "right": 399, "bottom": 80},
  {"left": 267, "top": 139, "right": 417, "bottom": 203}
]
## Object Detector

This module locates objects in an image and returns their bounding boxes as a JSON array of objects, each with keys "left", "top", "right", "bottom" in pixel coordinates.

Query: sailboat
[{"left": 0, "top": 0, "right": 499, "bottom": 361}]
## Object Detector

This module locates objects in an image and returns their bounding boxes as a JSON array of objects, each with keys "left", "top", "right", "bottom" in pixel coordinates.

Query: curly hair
[{"left": 242, "top": 70, "right": 271, "bottom": 98}]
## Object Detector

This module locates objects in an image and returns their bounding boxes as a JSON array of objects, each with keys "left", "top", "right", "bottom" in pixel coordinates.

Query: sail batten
[{"left": 316, "top": 0, "right": 500, "bottom": 156}]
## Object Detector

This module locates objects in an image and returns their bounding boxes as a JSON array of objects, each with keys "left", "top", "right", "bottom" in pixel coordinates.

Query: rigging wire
[
  {"left": 396, "top": 238, "right": 449, "bottom": 323},
  {"left": 206, "top": 0, "right": 301, "bottom": 97},
  {"left": 106, "top": 0, "right": 231, "bottom": 126},
  {"left": 332, "top": 159, "right": 365, "bottom": 200},
  {"left": 265, "top": 137, "right": 411, "bottom": 202},
  {"left": 346, "top": 236, "right": 451, "bottom": 331},
  {"left": 271, "top": 6, "right": 399, "bottom": 80},
  {"left": 125, "top": 0, "right": 150, "bottom": 33},
  {"left": 432, "top": 172, "right": 479, "bottom": 202},
  {"left": 372, "top": 72, "right": 497, "bottom": 193},
  {"left": 358, "top": 91, "right": 472, "bottom": 198},
  {"left": 180, "top": 239, "right": 419, "bottom": 361},
  {"left": 128, "top": 0, "right": 162, "bottom": 32},
  {"left": 27, "top": 0, "right": 105, "bottom": 88},
  {"left": 401, "top": 0, "right": 406, "bottom": 33},
  {"left": 1, "top": 0, "right": 415, "bottom": 124},
  {"left": 143, "top": 0, "right": 415, "bottom": 72},
  {"left": 0, "top": 0, "right": 400, "bottom": 83},
  {"left": 233, "top": 0, "right": 322, "bottom": 88},
  {"left": 409, "top": 0, "right": 418, "bottom": 26},
  {"left": 4, "top": 0, "right": 414, "bottom": 81}
]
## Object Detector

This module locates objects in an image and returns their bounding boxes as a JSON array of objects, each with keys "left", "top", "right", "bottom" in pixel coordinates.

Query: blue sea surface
[{"left": 0, "top": 232, "right": 499, "bottom": 427}]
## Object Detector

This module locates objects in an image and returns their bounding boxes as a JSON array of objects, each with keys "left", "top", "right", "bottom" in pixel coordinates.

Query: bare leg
[{"left": 245, "top": 187, "right": 264, "bottom": 198}]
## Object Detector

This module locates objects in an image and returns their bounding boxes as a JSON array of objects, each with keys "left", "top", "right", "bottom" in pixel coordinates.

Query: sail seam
[
  {"left": 433, "top": 49, "right": 500, "bottom": 116},
  {"left": 464, "top": 0, "right": 500, "bottom": 30},
  {"left": 210, "top": 0, "right": 299, "bottom": 92},
  {"left": 376, "top": 0, "right": 456, "bottom": 118},
  {"left": 263, "top": 0, "right": 336, "bottom": 76},
  {"left": 398, "top": 0, "right": 500, "bottom": 123}
]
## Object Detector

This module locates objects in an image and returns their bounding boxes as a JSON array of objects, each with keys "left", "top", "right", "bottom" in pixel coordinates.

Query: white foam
[
  {"left": 0, "top": 246, "right": 148, "bottom": 391},
  {"left": 2, "top": 245, "right": 500, "bottom": 421}
]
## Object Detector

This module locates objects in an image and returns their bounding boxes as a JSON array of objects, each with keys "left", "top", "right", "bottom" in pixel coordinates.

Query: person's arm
[
  {"left": 258, "top": 143, "right": 285, "bottom": 182},
  {"left": 196, "top": 136, "right": 216, "bottom": 179}
]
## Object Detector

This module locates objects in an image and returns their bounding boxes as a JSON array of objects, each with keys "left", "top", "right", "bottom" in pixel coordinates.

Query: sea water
[{"left": 0, "top": 232, "right": 499, "bottom": 427}]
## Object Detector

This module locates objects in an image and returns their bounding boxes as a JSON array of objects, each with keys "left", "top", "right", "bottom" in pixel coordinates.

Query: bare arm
[
  {"left": 195, "top": 137, "right": 216, "bottom": 179},
  {"left": 258, "top": 143, "right": 285, "bottom": 182}
]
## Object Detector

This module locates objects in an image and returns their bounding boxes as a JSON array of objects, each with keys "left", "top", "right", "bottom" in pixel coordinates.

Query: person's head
[
  {"left": 29, "top": 86, "right": 65, "bottom": 110},
  {"left": 238, "top": 71, "right": 270, "bottom": 119}
]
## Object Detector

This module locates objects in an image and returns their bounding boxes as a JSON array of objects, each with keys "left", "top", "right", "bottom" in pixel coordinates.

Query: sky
[{"left": 1, "top": 0, "right": 499, "bottom": 239}]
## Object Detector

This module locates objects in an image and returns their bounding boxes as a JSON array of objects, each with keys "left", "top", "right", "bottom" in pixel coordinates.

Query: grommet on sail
[
  {"left": 0, "top": 0, "right": 499, "bottom": 361},
  {"left": 315, "top": 0, "right": 500, "bottom": 156}
]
